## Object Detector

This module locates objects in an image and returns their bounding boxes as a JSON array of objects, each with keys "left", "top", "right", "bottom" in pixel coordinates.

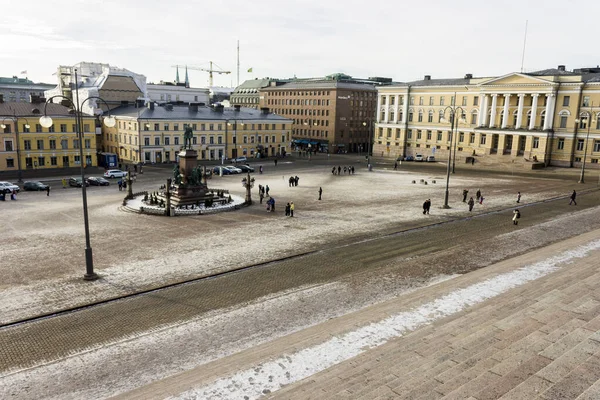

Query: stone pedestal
[{"left": 164, "top": 149, "right": 221, "bottom": 207}]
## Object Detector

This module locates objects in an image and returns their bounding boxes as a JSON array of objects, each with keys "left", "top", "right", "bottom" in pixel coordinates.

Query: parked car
[
  {"left": 23, "top": 181, "right": 49, "bottom": 191},
  {"left": 103, "top": 169, "right": 128, "bottom": 178},
  {"left": 212, "top": 166, "right": 233, "bottom": 175},
  {"left": 236, "top": 164, "right": 255, "bottom": 173},
  {"left": 415, "top": 154, "right": 424, "bottom": 162},
  {"left": 223, "top": 165, "right": 242, "bottom": 174},
  {"left": 426, "top": 156, "right": 436, "bottom": 162},
  {"left": 233, "top": 156, "right": 247, "bottom": 163},
  {"left": 0, "top": 181, "right": 20, "bottom": 194},
  {"left": 87, "top": 177, "right": 110, "bottom": 186},
  {"left": 404, "top": 155, "right": 414, "bottom": 161},
  {"left": 69, "top": 177, "right": 89, "bottom": 187}
]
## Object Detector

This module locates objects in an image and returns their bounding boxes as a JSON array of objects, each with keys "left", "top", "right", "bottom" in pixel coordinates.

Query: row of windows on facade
[
  {"left": 268, "top": 98, "right": 332, "bottom": 106},
  {"left": 3, "top": 138, "right": 91, "bottom": 152},
  {"left": 291, "top": 129, "right": 329, "bottom": 138},
  {"left": 382, "top": 94, "right": 597, "bottom": 109},
  {"left": 132, "top": 122, "right": 286, "bottom": 132},
  {"left": 380, "top": 129, "right": 600, "bottom": 153},
  {"left": 2, "top": 123, "right": 91, "bottom": 134},
  {"left": 4, "top": 155, "right": 93, "bottom": 169},
  {"left": 269, "top": 90, "right": 334, "bottom": 97},
  {"left": 231, "top": 97, "right": 259, "bottom": 104},
  {"left": 119, "top": 146, "right": 283, "bottom": 163},
  {"left": 291, "top": 119, "right": 330, "bottom": 127},
  {"left": 271, "top": 108, "right": 331, "bottom": 117},
  {"left": 111, "top": 134, "right": 288, "bottom": 147},
  {"left": 158, "top": 94, "right": 201, "bottom": 102}
]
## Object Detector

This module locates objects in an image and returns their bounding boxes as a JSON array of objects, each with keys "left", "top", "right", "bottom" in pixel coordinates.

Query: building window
[
  {"left": 532, "top": 137, "right": 540, "bottom": 149},
  {"left": 61, "top": 139, "right": 68, "bottom": 149},
  {"left": 210, "top": 136, "right": 215, "bottom": 144},
  {"left": 38, "top": 157, "right": 45, "bottom": 167},
  {"left": 418, "top": 111, "right": 423, "bottom": 122},
  {"left": 218, "top": 136, "right": 223, "bottom": 144},
  {"left": 471, "top": 113, "right": 477, "bottom": 125},
  {"left": 382, "top": 96, "right": 386, "bottom": 105},
  {"left": 155, "top": 137, "right": 160, "bottom": 145},
  {"left": 437, "top": 132, "right": 442, "bottom": 141},
  {"left": 594, "top": 141, "right": 600, "bottom": 152},
  {"left": 579, "top": 117, "right": 588, "bottom": 129},
  {"left": 577, "top": 139, "right": 585, "bottom": 151},
  {"left": 583, "top": 96, "right": 590, "bottom": 107},
  {"left": 408, "top": 112, "right": 413, "bottom": 122},
  {"left": 153, "top": 123, "right": 159, "bottom": 131},
  {"left": 440, "top": 97, "right": 445, "bottom": 106},
  {"left": 4, "top": 140, "right": 13, "bottom": 151},
  {"left": 459, "top": 132, "right": 464, "bottom": 142},
  {"left": 480, "top": 134, "right": 486, "bottom": 145},
  {"left": 409, "top": 96, "right": 415, "bottom": 105},
  {"left": 470, "top": 133, "right": 475, "bottom": 143},
  {"left": 24, "top": 140, "right": 31, "bottom": 150},
  {"left": 419, "top": 97, "right": 423, "bottom": 106},
  {"left": 428, "top": 111, "right": 433, "bottom": 123},
  {"left": 560, "top": 116, "right": 568, "bottom": 128},
  {"left": 429, "top": 96, "right": 434, "bottom": 106},
  {"left": 164, "top": 124, "right": 170, "bottom": 131},
  {"left": 73, "top": 139, "right": 80, "bottom": 149},
  {"left": 462, "top": 96, "right": 467, "bottom": 106},
  {"left": 144, "top": 124, "right": 149, "bottom": 131},
  {"left": 60, "top": 124, "right": 67, "bottom": 132},
  {"left": 174, "top": 136, "right": 179, "bottom": 145},
  {"left": 563, "top": 96, "right": 570, "bottom": 107},
  {"left": 417, "top": 130, "right": 422, "bottom": 140},
  {"left": 48, "top": 124, "right": 55, "bottom": 133},
  {"left": 557, "top": 138, "right": 565, "bottom": 150},
  {"left": 473, "top": 97, "right": 479, "bottom": 106},
  {"left": 37, "top": 139, "right": 44, "bottom": 150},
  {"left": 174, "top": 124, "right": 179, "bottom": 131},
  {"left": 164, "top": 137, "right": 170, "bottom": 145},
  {"left": 6, "top": 158, "right": 14, "bottom": 168},
  {"left": 144, "top": 137, "right": 150, "bottom": 146},
  {"left": 407, "top": 129, "right": 412, "bottom": 139},
  {"left": 50, "top": 157, "right": 57, "bottom": 166},
  {"left": 426, "top": 130, "right": 432, "bottom": 140}
]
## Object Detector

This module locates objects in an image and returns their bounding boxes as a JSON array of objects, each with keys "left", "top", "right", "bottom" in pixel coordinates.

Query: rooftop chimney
[
  {"left": 234, "top": 105, "right": 241, "bottom": 112},
  {"left": 165, "top": 104, "right": 174, "bottom": 111},
  {"left": 558, "top": 65, "right": 566, "bottom": 71},
  {"left": 424, "top": 75, "right": 431, "bottom": 81},
  {"left": 261, "top": 107, "right": 270, "bottom": 115},
  {"left": 148, "top": 102, "right": 155, "bottom": 110},
  {"left": 213, "top": 104, "right": 224, "bottom": 113},
  {"left": 135, "top": 99, "right": 145, "bottom": 108},
  {"left": 197, "top": 102, "right": 206, "bottom": 107},
  {"left": 0, "top": 94, "right": 4, "bottom": 103},
  {"left": 464, "top": 73, "right": 473, "bottom": 79},
  {"left": 189, "top": 103, "right": 199, "bottom": 112}
]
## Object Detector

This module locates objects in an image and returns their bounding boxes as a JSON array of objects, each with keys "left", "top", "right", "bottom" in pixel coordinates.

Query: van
[
  {"left": 426, "top": 156, "right": 436, "bottom": 162},
  {"left": 415, "top": 154, "right": 424, "bottom": 162}
]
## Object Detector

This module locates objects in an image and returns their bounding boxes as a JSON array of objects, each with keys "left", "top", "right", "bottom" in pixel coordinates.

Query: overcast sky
[{"left": 2, "top": 0, "right": 598, "bottom": 88}]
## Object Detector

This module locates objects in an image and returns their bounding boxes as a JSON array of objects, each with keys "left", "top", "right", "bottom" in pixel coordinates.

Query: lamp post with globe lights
[
  {"left": 574, "top": 106, "right": 597, "bottom": 184},
  {"left": 1, "top": 116, "right": 29, "bottom": 183},
  {"left": 242, "top": 172, "right": 255, "bottom": 204},
  {"left": 440, "top": 104, "right": 467, "bottom": 208},
  {"left": 40, "top": 72, "right": 116, "bottom": 280}
]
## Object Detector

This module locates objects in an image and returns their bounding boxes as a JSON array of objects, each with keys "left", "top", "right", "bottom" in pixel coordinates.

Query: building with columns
[{"left": 374, "top": 65, "right": 600, "bottom": 168}]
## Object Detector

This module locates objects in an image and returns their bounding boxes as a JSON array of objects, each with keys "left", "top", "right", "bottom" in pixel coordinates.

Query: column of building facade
[
  {"left": 384, "top": 95, "right": 391, "bottom": 123},
  {"left": 402, "top": 94, "right": 409, "bottom": 123},
  {"left": 529, "top": 94, "right": 539, "bottom": 130},
  {"left": 501, "top": 94, "right": 511, "bottom": 128},
  {"left": 393, "top": 95, "right": 400, "bottom": 123},
  {"left": 479, "top": 94, "right": 488, "bottom": 126},
  {"left": 515, "top": 94, "right": 526, "bottom": 129},
  {"left": 489, "top": 94, "right": 498, "bottom": 128},
  {"left": 376, "top": 94, "right": 383, "bottom": 123},
  {"left": 543, "top": 93, "right": 556, "bottom": 130}
]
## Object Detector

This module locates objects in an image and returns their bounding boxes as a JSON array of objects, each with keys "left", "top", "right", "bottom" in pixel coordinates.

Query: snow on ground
[
  {"left": 172, "top": 239, "right": 600, "bottom": 400},
  {"left": 0, "top": 167, "right": 571, "bottom": 323}
]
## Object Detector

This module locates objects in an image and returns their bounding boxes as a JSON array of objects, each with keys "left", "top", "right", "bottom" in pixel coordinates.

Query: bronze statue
[
  {"left": 173, "top": 164, "right": 182, "bottom": 185},
  {"left": 184, "top": 126, "right": 194, "bottom": 149}
]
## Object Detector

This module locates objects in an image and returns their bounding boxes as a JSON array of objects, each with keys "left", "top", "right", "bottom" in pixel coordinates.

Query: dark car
[
  {"left": 69, "top": 177, "right": 89, "bottom": 187},
  {"left": 236, "top": 164, "right": 255, "bottom": 173},
  {"left": 404, "top": 155, "right": 414, "bottom": 161},
  {"left": 87, "top": 177, "right": 110, "bottom": 186},
  {"left": 212, "top": 166, "right": 233, "bottom": 175},
  {"left": 23, "top": 181, "right": 49, "bottom": 191}
]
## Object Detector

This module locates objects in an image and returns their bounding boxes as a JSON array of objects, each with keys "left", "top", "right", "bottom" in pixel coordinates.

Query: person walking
[
  {"left": 512, "top": 209, "right": 521, "bottom": 225},
  {"left": 332, "top": 167, "right": 335, "bottom": 175},
  {"left": 569, "top": 190, "right": 577, "bottom": 205},
  {"left": 468, "top": 197, "right": 475, "bottom": 212},
  {"left": 351, "top": 166, "right": 355, "bottom": 174},
  {"left": 462, "top": 189, "right": 469, "bottom": 202},
  {"left": 46, "top": 186, "right": 50, "bottom": 196},
  {"left": 11, "top": 189, "right": 17, "bottom": 200},
  {"left": 471, "top": 158, "right": 475, "bottom": 166},
  {"left": 516, "top": 191, "right": 521, "bottom": 203},
  {"left": 274, "top": 159, "right": 278, "bottom": 167},
  {"left": 294, "top": 176, "right": 299, "bottom": 186},
  {"left": 285, "top": 202, "right": 290, "bottom": 217},
  {"left": 259, "top": 165, "right": 263, "bottom": 174},
  {"left": 318, "top": 187, "right": 322, "bottom": 200},
  {"left": 479, "top": 194, "right": 484, "bottom": 205},
  {"left": 266, "top": 185, "right": 270, "bottom": 196},
  {"left": 118, "top": 180, "right": 123, "bottom": 191},
  {"left": 476, "top": 189, "right": 481, "bottom": 201},
  {"left": 337, "top": 166, "right": 341, "bottom": 175},
  {"left": 62, "top": 178, "right": 67, "bottom": 189},
  {"left": 343, "top": 166, "right": 347, "bottom": 175},
  {"left": 422, "top": 199, "right": 430, "bottom": 215},
  {"left": 394, "top": 162, "right": 398, "bottom": 170},
  {"left": 290, "top": 202, "right": 295, "bottom": 217},
  {"left": 259, "top": 191, "right": 264, "bottom": 204}
]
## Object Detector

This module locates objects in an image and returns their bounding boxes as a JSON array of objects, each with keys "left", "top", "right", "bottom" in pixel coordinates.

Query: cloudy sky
[{"left": 2, "top": 0, "right": 598, "bottom": 88}]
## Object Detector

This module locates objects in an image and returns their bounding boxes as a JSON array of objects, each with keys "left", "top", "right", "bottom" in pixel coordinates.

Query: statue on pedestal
[
  {"left": 184, "top": 126, "right": 194, "bottom": 149},
  {"left": 173, "top": 164, "right": 182, "bottom": 185}
]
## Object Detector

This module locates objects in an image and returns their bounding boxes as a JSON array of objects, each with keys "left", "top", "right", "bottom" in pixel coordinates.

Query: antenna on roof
[{"left": 520, "top": 20, "right": 528, "bottom": 73}]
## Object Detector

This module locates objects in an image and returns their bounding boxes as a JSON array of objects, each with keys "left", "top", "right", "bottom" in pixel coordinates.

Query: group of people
[
  {"left": 0, "top": 189, "right": 17, "bottom": 201},
  {"left": 258, "top": 184, "right": 270, "bottom": 204},
  {"left": 288, "top": 176, "right": 300, "bottom": 187},
  {"left": 422, "top": 199, "right": 431, "bottom": 214},
  {"left": 462, "top": 189, "right": 485, "bottom": 212},
  {"left": 285, "top": 202, "right": 295, "bottom": 217},
  {"left": 331, "top": 166, "right": 355, "bottom": 175}
]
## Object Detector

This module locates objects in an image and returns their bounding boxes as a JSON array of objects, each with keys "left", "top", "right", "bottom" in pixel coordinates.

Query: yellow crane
[{"left": 172, "top": 62, "right": 231, "bottom": 87}]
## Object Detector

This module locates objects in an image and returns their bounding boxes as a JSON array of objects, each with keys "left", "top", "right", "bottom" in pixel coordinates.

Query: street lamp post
[
  {"left": 1, "top": 116, "right": 28, "bottom": 183},
  {"left": 575, "top": 106, "right": 597, "bottom": 184},
  {"left": 440, "top": 105, "right": 466, "bottom": 208},
  {"left": 40, "top": 69, "right": 116, "bottom": 281},
  {"left": 242, "top": 172, "right": 255, "bottom": 204}
]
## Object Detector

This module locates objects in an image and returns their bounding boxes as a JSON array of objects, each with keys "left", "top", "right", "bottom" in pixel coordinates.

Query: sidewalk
[{"left": 112, "top": 229, "right": 600, "bottom": 400}]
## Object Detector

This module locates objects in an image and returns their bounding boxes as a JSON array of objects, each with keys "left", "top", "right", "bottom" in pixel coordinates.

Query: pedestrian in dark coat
[
  {"left": 337, "top": 166, "right": 341, "bottom": 175},
  {"left": 517, "top": 191, "right": 521, "bottom": 203},
  {"left": 294, "top": 176, "right": 299, "bottom": 186},
  {"left": 351, "top": 166, "right": 355, "bottom": 174},
  {"left": 318, "top": 187, "right": 322, "bottom": 200},
  {"left": 343, "top": 166, "right": 347, "bottom": 174},
  {"left": 266, "top": 185, "right": 270, "bottom": 196},
  {"left": 259, "top": 192, "right": 264, "bottom": 204},
  {"left": 118, "top": 180, "right": 123, "bottom": 191},
  {"left": 394, "top": 162, "right": 398, "bottom": 170},
  {"left": 512, "top": 209, "right": 521, "bottom": 225},
  {"left": 468, "top": 197, "right": 475, "bottom": 212},
  {"left": 285, "top": 202, "right": 290, "bottom": 216},
  {"left": 289, "top": 176, "right": 294, "bottom": 187},
  {"left": 569, "top": 190, "right": 577, "bottom": 205},
  {"left": 332, "top": 167, "right": 335, "bottom": 175},
  {"left": 423, "top": 199, "right": 431, "bottom": 215},
  {"left": 46, "top": 186, "right": 50, "bottom": 196},
  {"left": 462, "top": 189, "right": 469, "bottom": 202},
  {"left": 476, "top": 189, "right": 481, "bottom": 201}
]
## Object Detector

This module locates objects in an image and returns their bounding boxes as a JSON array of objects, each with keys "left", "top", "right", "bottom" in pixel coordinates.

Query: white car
[
  {"left": 426, "top": 156, "right": 436, "bottom": 162},
  {"left": 232, "top": 156, "right": 247, "bottom": 163},
  {"left": 103, "top": 169, "right": 128, "bottom": 178},
  {"left": 223, "top": 166, "right": 242, "bottom": 174},
  {"left": 0, "top": 181, "right": 20, "bottom": 194},
  {"left": 415, "top": 154, "right": 424, "bottom": 162}
]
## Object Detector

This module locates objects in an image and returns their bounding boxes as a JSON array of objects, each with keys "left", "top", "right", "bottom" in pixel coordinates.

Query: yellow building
[
  {"left": 374, "top": 66, "right": 600, "bottom": 168},
  {"left": 0, "top": 99, "right": 97, "bottom": 177},
  {"left": 103, "top": 102, "right": 293, "bottom": 164}
]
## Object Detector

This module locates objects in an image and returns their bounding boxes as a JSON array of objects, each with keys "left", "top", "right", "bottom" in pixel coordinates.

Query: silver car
[{"left": 0, "top": 181, "right": 20, "bottom": 194}]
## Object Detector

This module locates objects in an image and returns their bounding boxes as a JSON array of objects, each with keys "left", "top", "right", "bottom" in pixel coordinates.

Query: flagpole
[{"left": 237, "top": 40, "right": 240, "bottom": 87}]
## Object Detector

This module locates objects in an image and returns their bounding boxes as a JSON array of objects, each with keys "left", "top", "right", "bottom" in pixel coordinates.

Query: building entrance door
[
  {"left": 504, "top": 135, "right": 513, "bottom": 154},
  {"left": 491, "top": 134, "right": 499, "bottom": 154},
  {"left": 156, "top": 152, "right": 162, "bottom": 163},
  {"left": 518, "top": 136, "right": 526, "bottom": 155}
]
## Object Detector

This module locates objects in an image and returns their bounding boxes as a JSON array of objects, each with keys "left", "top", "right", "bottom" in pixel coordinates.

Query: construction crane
[{"left": 172, "top": 62, "right": 231, "bottom": 87}]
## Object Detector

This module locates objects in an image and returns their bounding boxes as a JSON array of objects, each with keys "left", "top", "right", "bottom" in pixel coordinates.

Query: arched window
[
  {"left": 428, "top": 110, "right": 434, "bottom": 123},
  {"left": 470, "top": 109, "right": 478, "bottom": 125},
  {"left": 438, "top": 109, "right": 444, "bottom": 123},
  {"left": 418, "top": 110, "right": 423, "bottom": 122}
]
